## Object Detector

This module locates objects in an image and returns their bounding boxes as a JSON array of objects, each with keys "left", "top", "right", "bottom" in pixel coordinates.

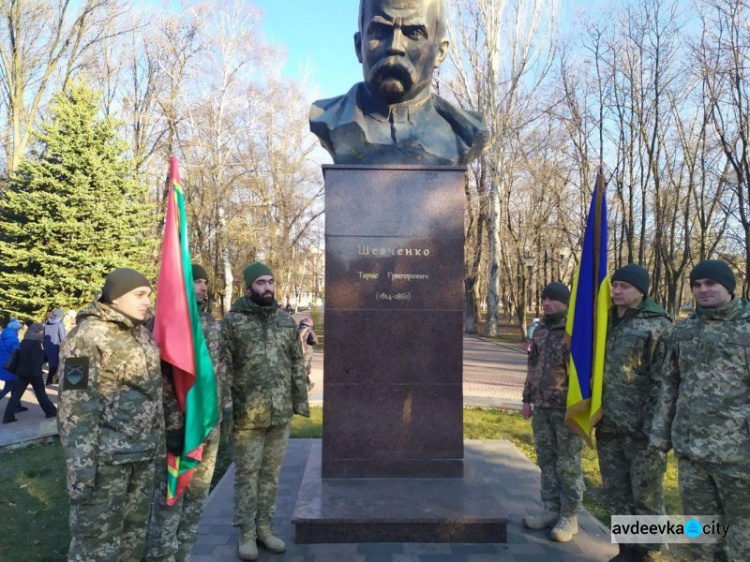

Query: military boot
[
  {"left": 237, "top": 526, "right": 258, "bottom": 561},
  {"left": 550, "top": 514, "right": 579, "bottom": 542},
  {"left": 523, "top": 505, "right": 559, "bottom": 530},
  {"left": 631, "top": 545, "right": 657, "bottom": 562},
  {"left": 609, "top": 544, "right": 634, "bottom": 561},
  {"left": 257, "top": 520, "right": 286, "bottom": 553}
]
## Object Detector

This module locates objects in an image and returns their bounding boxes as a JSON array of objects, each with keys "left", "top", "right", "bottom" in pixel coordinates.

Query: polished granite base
[
  {"left": 293, "top": 442, "right": 508, "bottom": 543},
  {"left": 323, "top": 165, "right": 466, "bottom": 478}
]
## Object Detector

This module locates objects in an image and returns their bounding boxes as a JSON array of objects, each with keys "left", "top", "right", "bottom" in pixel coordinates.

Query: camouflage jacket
[
  {"left": 523, "top": 312, "right": 569, "bottom": 409},
  {"left": 58, "top": 300, "right": 164, "bottom": 501},
  {"left": 145, "top": 303, "right": 229, "bottom": 435},
  {"left": 651, "top": 297, "right": 750, "bottom": 475},
  {"left": 200, "top": 304, "right": 229, "bottom": 412},
  {"left": 599, "top": 297, "right": 672, "bottom": 435},
  {"left": 220, "top": 297, "right": 309, "bottom": 429}
]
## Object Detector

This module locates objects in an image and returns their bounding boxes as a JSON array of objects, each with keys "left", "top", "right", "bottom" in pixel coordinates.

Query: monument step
[{"left": 293, "top": 442, "right": 508, "bottom": 543}]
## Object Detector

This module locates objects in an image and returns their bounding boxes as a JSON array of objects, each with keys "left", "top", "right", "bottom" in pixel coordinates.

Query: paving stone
[{"left": 191, "top": 439, "right": 620, "bottom": 561}]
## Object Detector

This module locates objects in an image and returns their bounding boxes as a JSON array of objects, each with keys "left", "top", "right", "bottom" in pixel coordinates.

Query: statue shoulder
[
  {"left": 432, "top": 94, "right": 489, "bottom": 154},
  {"left": 310, "top": 84, "right": 361, "bottom": 126}
]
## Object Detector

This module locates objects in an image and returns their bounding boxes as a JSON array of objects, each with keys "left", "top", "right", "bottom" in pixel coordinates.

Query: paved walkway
[
  {"left": 192, "top": 439, "right": 618, "bottom": 561},
  {"left": 0, "top": 382, "right": 60, "bottom": 449}
]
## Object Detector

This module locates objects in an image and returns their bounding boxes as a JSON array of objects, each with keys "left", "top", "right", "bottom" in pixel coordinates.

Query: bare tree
[
  {"left": 447, "top": 0, "right": 558, "bottom": 336},
  {"left": 698, "top": 0, "right": 750, "bottom": 297},
  {"left": 0, "top": 0, "right": 131, "bottom": 175}
]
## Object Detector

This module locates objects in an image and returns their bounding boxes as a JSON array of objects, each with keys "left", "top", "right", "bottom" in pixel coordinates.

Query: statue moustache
[{"left": 371, "top": 59, "right": 414, "bottom": 97}]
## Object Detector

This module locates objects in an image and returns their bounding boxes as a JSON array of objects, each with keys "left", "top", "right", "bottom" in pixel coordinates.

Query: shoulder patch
[{"left": 63, "top": 357, "right": 90, "bottom": 391}]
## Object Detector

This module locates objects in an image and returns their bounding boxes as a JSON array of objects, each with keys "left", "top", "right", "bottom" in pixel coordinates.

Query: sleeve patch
[{"left": 63, "top": 357, "right": 89, "bottom": 391}]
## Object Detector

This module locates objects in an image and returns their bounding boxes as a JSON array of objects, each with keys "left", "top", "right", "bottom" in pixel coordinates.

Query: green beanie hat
[
  {"left": 611, "top": 264, "right": 650, "bottom": 295},
  {"left": 541, "top": 282, "right": 570, "bottom": 305},
  {"left": 243, "top": 262, "right": 274, "bottom": 288},
  {"left": 101, "top": 268, "right": 151, "bottom": 303},
  {"left": 690, "top": 259, "right": 736, "bottom": 293},
  {"left": 192, "top": 263, "right": 209, "bottom": 282}
]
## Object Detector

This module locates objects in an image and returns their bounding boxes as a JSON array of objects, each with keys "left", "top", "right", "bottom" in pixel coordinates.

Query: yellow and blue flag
[{"left": 565, "top": 170, "right": 610, "bottom": 445}]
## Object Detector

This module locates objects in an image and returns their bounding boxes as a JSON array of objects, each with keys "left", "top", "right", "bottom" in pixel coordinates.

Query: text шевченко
[{"left": 358, "top": 245, "right": 431, "bottom": 257}]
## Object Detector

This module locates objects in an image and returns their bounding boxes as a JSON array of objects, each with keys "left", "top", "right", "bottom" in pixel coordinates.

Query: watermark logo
[
  {"left": 611, "top": 516, "right": 728, "bottom": 544},
  {"left": 684, "top": 519, "right": 703, "bottom": 539}
]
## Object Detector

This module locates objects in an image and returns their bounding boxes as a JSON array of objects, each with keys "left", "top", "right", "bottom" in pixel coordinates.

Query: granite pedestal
[
  {"left": 322, "top": 165, "right": 465, "bottom": 478},
  {"left": 293, "top": 165, "right": 506, "bottom": 543}
]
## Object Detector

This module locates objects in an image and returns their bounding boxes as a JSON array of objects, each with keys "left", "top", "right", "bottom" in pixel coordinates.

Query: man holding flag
[
  {"left": 146, "top": 264, "right": 226, "bottom": 562},
  {"left": 597, "top": 264, "right": 672, "bottom": 562},
  {"left": 221, "top": 263, "right": 309, "bottom": 560},
  {"left": 148, "top": 157, "right": 221, "bottom": 561}
]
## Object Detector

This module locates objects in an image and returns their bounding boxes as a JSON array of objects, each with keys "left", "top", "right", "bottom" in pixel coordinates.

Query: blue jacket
[{"left": 0, "top": 320, "right": 22, "bottom": 381}]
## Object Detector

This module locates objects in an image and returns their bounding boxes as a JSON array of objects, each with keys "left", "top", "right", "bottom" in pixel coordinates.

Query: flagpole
[{"left": 592, "top": 168, "right": 604, "bottom": 377}]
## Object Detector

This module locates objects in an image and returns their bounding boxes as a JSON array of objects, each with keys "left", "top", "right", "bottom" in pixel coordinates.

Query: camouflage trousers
[
  {"left": 596, "top": 430, "right": 666, "bottom": 516},
  {"left": 145, "top": 426, "right": 221, "bottom": 562},
  {"left": 597, "top": 429, "right": 666, "bottom": 553},
  {"left": 68, "top": 459, "right": 154, "bottom": 562},
  {"left": 532, "top": 408, "right": 585, "bottom": 515},
  {"left": 232, "top": 423, "right": 290, "bottom": 529},
  {"left": 678, "top": 457, "right": 750, "bottom": 562}
]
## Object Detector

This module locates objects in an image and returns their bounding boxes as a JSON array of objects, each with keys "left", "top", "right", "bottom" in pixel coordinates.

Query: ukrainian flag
[{"left": 565, "top": 171, "right": 609, "bottom": 445}]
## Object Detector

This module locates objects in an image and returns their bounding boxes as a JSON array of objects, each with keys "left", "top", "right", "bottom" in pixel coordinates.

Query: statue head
[{"left": 355, "top": 0, "right": 449, "bottom": 105}]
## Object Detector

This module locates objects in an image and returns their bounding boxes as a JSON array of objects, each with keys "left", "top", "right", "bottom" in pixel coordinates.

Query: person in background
[
  {"left": 298, "top": 317, "right": 318, "bottom": 391},
  {"left": 2, "top": 322, "right": 57, "bottom": 423},
  {"left": 0, "top": 318, "right": 22, "bottom": 400},
  {"left": 44, "top": 308, "right": 66, "bottom": 385}
]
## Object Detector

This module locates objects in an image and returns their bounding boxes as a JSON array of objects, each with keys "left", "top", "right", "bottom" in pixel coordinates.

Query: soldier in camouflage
[
  {"left": 597, "top": 264, "right": 672, "bottom": 562},
  {"left": 220, "top": 262, "right": 310, "bottom": 561},
  {"left": 58, "top": 268, "right": 163, "bottom": 562},
  {"left": 146, "top": 264, "right": 227, "bottom": 562},
  {"left": 522, "top": 282, "right": 585, "bottom": 543},
  {"left": 651, "top": 260, "right": 750, "bottom": 562}
]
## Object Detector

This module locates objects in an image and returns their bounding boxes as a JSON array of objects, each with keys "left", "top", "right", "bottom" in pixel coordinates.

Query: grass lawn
[{"left": 1, "top": 406, "right": 683, "bottom": 561}]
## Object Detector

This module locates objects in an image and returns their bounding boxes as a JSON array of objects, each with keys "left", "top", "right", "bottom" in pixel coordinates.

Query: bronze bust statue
[{"left": 310, "top": 0, "right": 489, "bottom": 166}]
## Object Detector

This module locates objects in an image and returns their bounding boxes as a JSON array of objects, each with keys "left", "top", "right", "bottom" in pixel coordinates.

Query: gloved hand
[{"left": 166, "top": 428, "right": 185, "bottom": 456}]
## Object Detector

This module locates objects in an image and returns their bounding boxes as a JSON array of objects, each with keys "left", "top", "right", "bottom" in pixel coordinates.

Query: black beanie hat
[
  {"left": 192, "top": 264, "right": 209, "bottom": 282},
  {"left": 689, "top": 259, "right": 736, "bottom": 293},
  {"left": 542, "top": 282, "right": 570, "bottom": 305},
  {"left": 101, "top": 268, "right": 151, "bottom": 303},
  {"left": 243, "top": 262, "right": 274, "bottom": 288},
  {"left": 611, "top": 264, "right": 650, "bottom": 295}
]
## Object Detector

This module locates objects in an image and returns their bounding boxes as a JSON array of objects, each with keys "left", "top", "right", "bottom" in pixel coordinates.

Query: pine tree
[{"left": 0, "top": 84, "right": 156, "bottom": 319}]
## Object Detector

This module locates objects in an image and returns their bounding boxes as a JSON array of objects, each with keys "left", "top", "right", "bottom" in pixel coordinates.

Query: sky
[
  {"left": 251, "top": 0, "right": 598, "bottom": 101},
  {"left": 253, "top": 0, "right": 362, "bottom": 100}
]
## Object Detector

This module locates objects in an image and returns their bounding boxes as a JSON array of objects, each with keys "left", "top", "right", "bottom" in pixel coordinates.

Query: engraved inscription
[
  {"left": 376, "top": 292, "right": 412, "bottom": 301},
  {"left": 358, "top": 245, "right": 431, "bottom": 257}
]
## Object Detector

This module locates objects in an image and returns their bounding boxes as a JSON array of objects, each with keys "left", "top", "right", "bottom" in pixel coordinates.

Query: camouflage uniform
[
  {"left": 146, "top": 304, "right": 227, "bottom": 562},
  {"left": 597, "top": 297, "right": 671, "bottom": 547},
  {"left": 58, "top": 300, "right": 163, "bottom": 562},
  {"left": 651, "top": 297, "right": 750, "bottom": 562},
  {"left": 523, "top": 312, "right": 585, "bottom": 516},
  {"left": 220, "top": 297, "right": 309, "bottom": 530}
]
